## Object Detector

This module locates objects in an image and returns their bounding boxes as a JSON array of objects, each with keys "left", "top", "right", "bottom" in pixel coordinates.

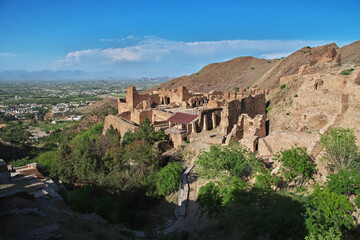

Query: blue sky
[{"left": 0, "top": 0, "right": 359, "bottom": 78}]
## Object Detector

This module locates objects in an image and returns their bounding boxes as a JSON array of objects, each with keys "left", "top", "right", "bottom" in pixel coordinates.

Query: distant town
[{"left": 0, "top": 80, "right": 162, "bottom": 143}]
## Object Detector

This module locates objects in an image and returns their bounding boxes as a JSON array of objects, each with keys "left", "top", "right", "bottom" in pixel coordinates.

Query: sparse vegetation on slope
[
  {"left": 153, "top": 56, "right": 277, "bottom": 92},
  {"left": 340, "top": 68, "right": 355, "bottom": 75}
]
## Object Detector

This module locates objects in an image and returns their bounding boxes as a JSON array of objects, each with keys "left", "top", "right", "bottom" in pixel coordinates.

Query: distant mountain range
[
  {"left": 0, "top": 70, "right": 172, "bottom": 82},
  {"left": 0, "top": 70, "right": 115, "bottom": 81},
  {"left": 138, "top": 76, "right": 173, "bottom": 82}
]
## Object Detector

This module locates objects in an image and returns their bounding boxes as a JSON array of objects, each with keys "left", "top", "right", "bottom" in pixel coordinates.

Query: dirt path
[{"left": 172, "top": 169, "right": 216, "bottom": 238}]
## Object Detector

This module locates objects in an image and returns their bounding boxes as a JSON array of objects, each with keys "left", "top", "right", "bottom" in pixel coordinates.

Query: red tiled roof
[{"left": 167, "top": 112, "right": 199, "bottom": 125}]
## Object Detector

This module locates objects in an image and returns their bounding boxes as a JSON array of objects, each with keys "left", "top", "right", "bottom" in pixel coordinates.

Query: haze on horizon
[{"left": 0, "top": 0, "right": 359, "bottom": 79}]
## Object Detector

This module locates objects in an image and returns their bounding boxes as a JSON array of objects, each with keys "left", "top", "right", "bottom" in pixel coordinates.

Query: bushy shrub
[
  {"left": 320, "top": 128, "right": 359, "bottom": 171},
  {"left": 305, "top": 185, "right": 354, "bottom": 236},
  {"left": 326, "top": 169, "right": 360, "bottom": 199},
  {"left": 156, "top": 162, "right": 182, "bottom": 196},
  {"left": 340, "top": 68, "right": 354, "bottom": 75},
  {"left": 280, "top": 84, "right": 287, "bottom": 89},
  {"left": 197, "top": 182, "right": 223, "bottom": 218},
  {"left": 33, "top": 150, "right": 56, "bottom": 170},
  {"left": 197, "top": 143, "right": 262, "bottom": 180},
  {"left": 9, "top": 156, "right": 31, "bottom": 167},
  {"left": 266, "top": 106, "right": 272, "bottom": 113},
  {"left": 305, "top": 227, "right": 342, "bottom": 240},
  {"left": 254, "top": 168, "right": 281, "bottom": 190},
  {"left": 275, "top": 147, "right": 316, "bottom": 187},
  {"left": 143, "top": 162, "right": 182, "bottom": 197}
]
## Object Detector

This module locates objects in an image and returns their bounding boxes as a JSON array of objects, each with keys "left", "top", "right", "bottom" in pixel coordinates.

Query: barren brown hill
[
  {"left": 153, "top": 56, "right": 278, "bottom": 92},
  {"left": 338, "top": 40, "right": 360, "bottom": 63},
  {"left": 150, "top": 42, "right": 349, "bottom": 93},
  {"left": 258, "top": 43, "right": 340, "bottom": 89}
]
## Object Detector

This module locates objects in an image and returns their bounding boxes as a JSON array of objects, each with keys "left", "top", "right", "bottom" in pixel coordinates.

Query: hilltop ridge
[{"left": 153, "top": 40, "right": 360, "bottom": 93}]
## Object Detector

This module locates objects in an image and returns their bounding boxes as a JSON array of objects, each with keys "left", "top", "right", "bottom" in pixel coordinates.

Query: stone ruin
[{"left": 103, "top": 85, "right": 268, "bottom": 151}]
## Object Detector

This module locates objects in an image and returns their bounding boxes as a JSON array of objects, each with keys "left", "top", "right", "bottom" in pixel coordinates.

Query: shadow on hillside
[
  {"left": 195, "top": 188, "right": 307, "bottom": 240},
  {"left": 187, "top": 171, "right": 199, "bottom": 184},
  {"left": 0, "top": 142, "right": 30, "bottom": 162}
]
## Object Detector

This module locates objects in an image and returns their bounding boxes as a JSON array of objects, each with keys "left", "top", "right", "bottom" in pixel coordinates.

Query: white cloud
[
  {"left": 261, "top": 52, "right": 292, "bottom": 59},
  {"left": 53, "top": 37, "right": 329, "bottom": 75},
  {"left": 0, "top": 52, "right": 18, "bottom": 57}
]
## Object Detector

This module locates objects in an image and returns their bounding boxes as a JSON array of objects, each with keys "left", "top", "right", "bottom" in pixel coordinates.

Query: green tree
[
  {"left": 305, "top": 227, "right": 342, "bottom": 240},
  {"left": 305, "top": 185, "right": 354, "bottom": 235},
  {"left": 320, "top": 128, "right": 359, "bottom": 171},
  {"left": 156, "top": 162, "right": 182, "bottom": 196},
  {"left": 197, "top": 182, "right": 223, "bottom": 218},
  {"left": 326, "top": 169, "right": 360, "bottom": 199},
  {"left": 0, "top": 124, "right": 31, "bottom": 144},
  {"left": 275, "top": 147, "right": 316, "bottom": 187},
  {"left": 123, "top": 139, "right": 160, "bottom": 168},
  {"left": 197, "top": 143, "right": 262, "bottom": 180},
  {"left": 51, "top": 143, "right": 75, "bottom": 183},
  {"left": 121, "top": 130, "right": 136, "bottom": 146},
  {"left": 72, "top": 136, "right": 100, "bottom": 182},
  {"left": 233, "top": 86, "right": 240, "bottom": 92},
  {"left": 254, "top": 168, "right": 281, "bottom": 191}
]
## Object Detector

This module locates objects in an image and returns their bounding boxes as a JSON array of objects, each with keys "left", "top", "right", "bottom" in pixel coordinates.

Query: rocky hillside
[
  {"left": 266, "top": 40, "right": 360, "bottom": 133},
  {"left": 256, "top": 41, "right": 360, "bottom": 176},
  {"left": 157, "top": 56, "right": 277, "bottom": 92},
  {"left": 338, "top": 40, "right": 360, "bottom": 63},
  {"left": 153, "top": 40, "right": 360, "bottom": 93}
]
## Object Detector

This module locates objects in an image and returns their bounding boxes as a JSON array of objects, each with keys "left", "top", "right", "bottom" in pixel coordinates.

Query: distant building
[{"left": 68, "top": 115, "right": 83, "bottom": 121}]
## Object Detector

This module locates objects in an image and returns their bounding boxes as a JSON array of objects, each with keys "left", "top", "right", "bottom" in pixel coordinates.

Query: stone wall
[
  {"left": 118, "top": 111, "right": 131, "bottom": 121},
  {"left": 207, "top": 100, "right": 222, "bottom": 108},
  {"left": 240, "top": 114, "right": 266, "bottom": 139},
  {"left": 218, "top": 94, "right": 266, "bottom": 135},
  {"left": 119, "top": 86, "right": 160, "bottom": 113},
  {"left": 224, "top": 114, "right": 266, "bottom": 149},
  {"left": 131, "top": 109, "right": 153, "bottom": 125},
  {"left": 152, "top": 109, "right": 173, "bottom": 123},
  {"left": 103, "top": 115, "right": 139, "bottom": 137},
  {"left": 168, "top": 131, "right": 184, "bottom": 148},
  {"left": 196, "top": 108, "right": 222, "bottom": 132},
  {"left": 118, "top": 98, "right": 128, "bottom": 114},
  {"left": 157, "top": 86, "right": 192, "bottom": 105}
]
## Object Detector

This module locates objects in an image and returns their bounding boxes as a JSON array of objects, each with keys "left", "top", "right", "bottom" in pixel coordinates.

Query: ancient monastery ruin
[{"left": 103, "top": 85, "right": 269, "bottom": 152}]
